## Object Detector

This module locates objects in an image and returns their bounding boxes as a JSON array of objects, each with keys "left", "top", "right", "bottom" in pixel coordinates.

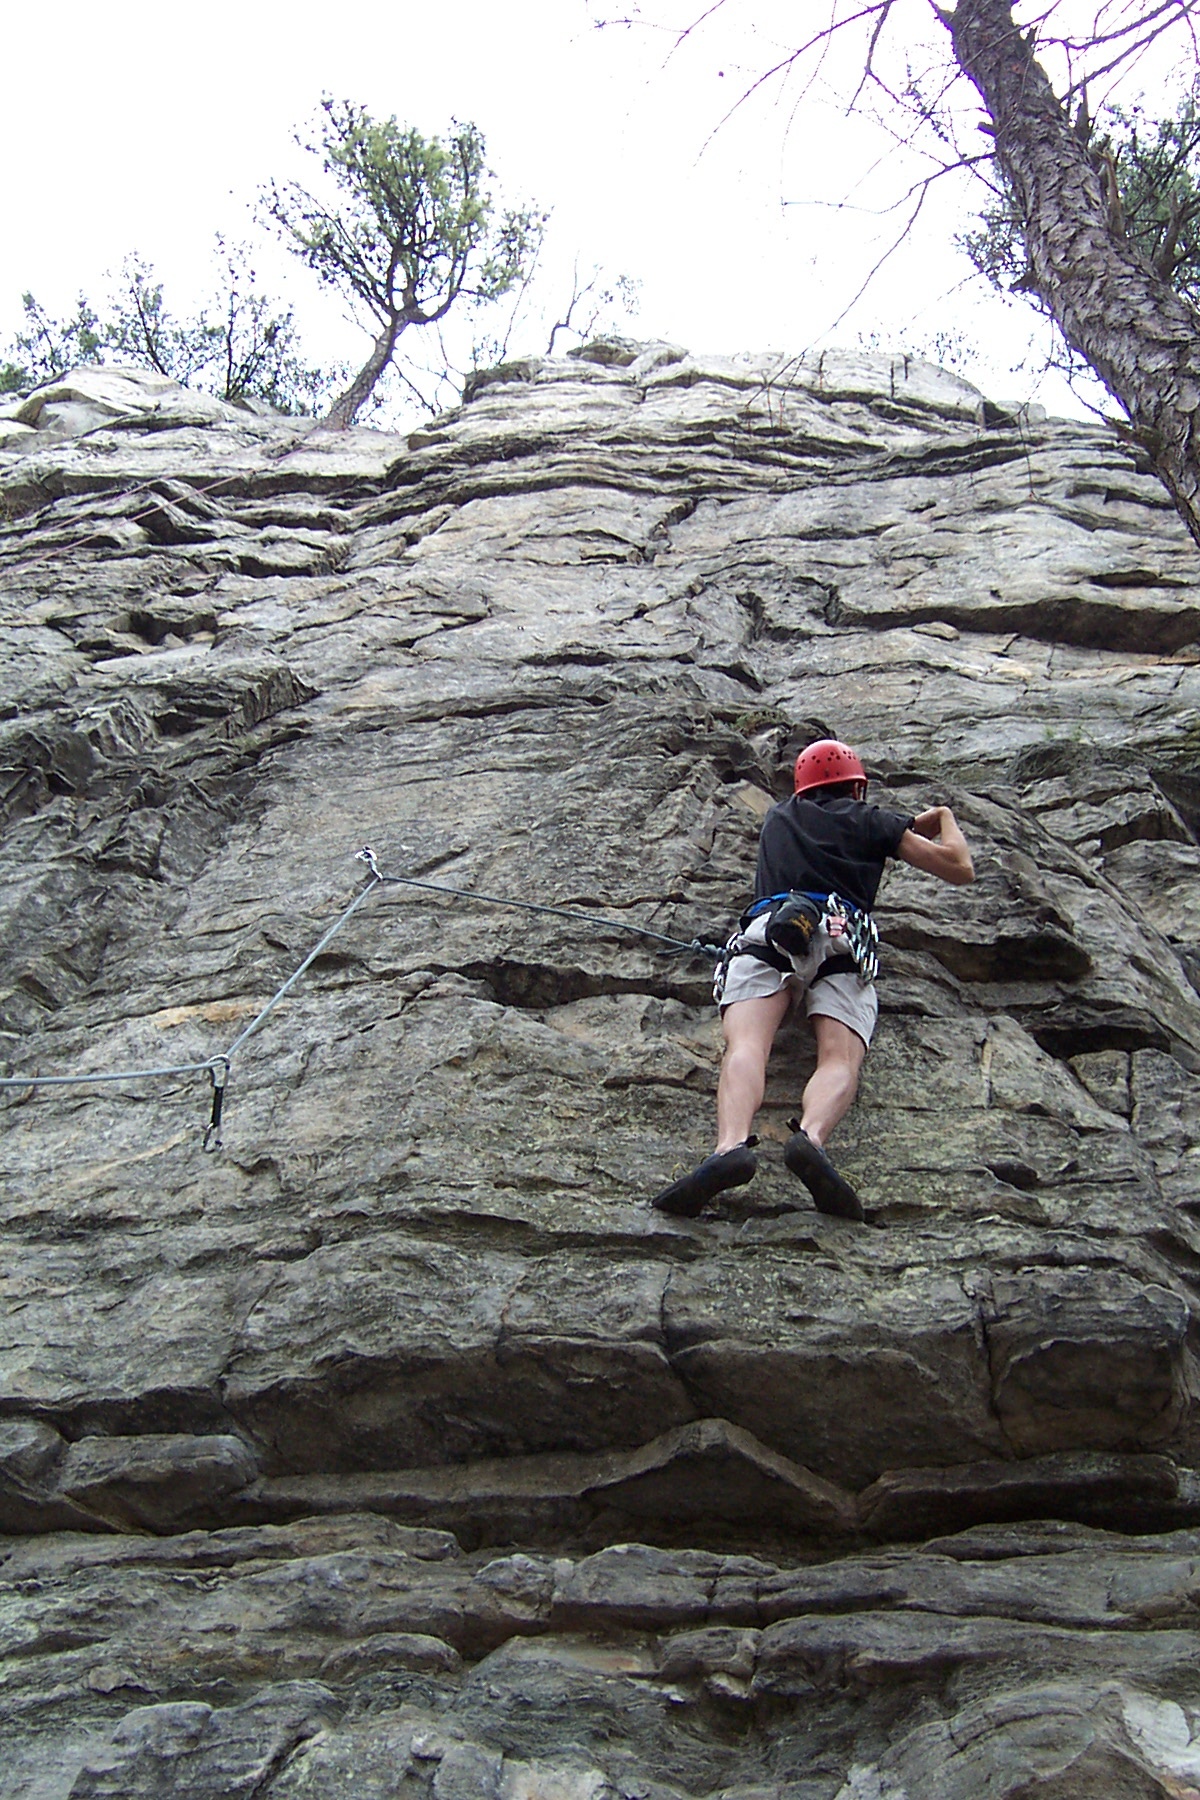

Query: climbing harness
[
  {"left": 712, "top": 890, "right": 880, "bottom": 1003},
  {"left": 746, "top": 890, "right": 824, "bottom": 961},
  {"left": 0, "top": 847, "right": 724, "bottom": 1148}
]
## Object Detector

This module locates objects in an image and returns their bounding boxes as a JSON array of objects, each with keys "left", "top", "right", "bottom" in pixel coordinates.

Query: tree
[
  {"left": 101, "top": 254, "right": 221, "bottom": 388},
  {"left": 966, "top": 84, "right": 1200, "bottom": 312},
  {"left": 102, "top": 246, "right": 338, "bottom": 414},
  {"left": 0, "top": 293, "right": 101, "bottom": 393},
  {"left": 962, "top": 81, "right": 1200, "bottom": 389},
  {"left": 263, "top": 100, "right": 547, "bottom": 429},
  {"left": 599, "top": 1, "right": 1200, "bottom": 547},
  {"left": 945, "top": 0, "right": 1200, "bottom": 545},
  {"left": 543, "top": 264, "right": 642, "bottom": 356},
  {"left": 345, "top": 257, "right": 641, "bottom": 421},
  {"left": 1, "top": 246, "right": 338, "bottom": 415}
]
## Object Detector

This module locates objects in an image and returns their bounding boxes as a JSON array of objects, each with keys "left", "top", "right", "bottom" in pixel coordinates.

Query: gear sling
[{"left": 712, "top": 890, "right": 880, "bottom": 1004}]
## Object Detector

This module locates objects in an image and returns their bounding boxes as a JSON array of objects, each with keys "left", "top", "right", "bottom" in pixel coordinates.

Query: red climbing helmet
[{"left": 793, "top": 738, "right": 867, "bottom": 796}]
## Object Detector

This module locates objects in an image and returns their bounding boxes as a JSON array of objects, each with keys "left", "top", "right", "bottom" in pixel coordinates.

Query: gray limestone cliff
[{"left": 3, "top": 347, "right": 1200, "bottom": 1797}]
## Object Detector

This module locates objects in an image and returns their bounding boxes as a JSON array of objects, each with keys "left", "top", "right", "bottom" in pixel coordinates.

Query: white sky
[{"left": 0, "top": 0, "right": 1188, "bottom": 422}]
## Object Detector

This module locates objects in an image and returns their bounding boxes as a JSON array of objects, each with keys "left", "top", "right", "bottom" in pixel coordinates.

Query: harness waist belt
[{"left": 744, "top": 889, "right": 849, "bottom": 922}]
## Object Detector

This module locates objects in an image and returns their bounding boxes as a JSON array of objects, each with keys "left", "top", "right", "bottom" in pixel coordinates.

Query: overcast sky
[{"left": 0, "top": 1, "right": 1185, "bottom": 422}]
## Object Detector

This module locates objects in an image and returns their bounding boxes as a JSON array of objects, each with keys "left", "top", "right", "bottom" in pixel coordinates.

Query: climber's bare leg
[
  {"left": 715, "top": 988, "right": 792, "bottom": 1151},
  {"left": 798, "top": 1014, "right": 866, "bottom": 1148}
]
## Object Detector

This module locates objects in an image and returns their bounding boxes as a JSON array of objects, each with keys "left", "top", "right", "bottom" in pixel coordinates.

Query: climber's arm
[{"left": 898, "top": 806, "right": 975, "bottom": 885}]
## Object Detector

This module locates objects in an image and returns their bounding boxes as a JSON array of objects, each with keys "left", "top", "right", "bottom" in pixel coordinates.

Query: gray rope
[
  {"left": 0, "top": 1059, "right": 222, "bottom": 1086},
  {"left": 0, "top": 872, "right": 383, "bottom": 1148},
  {"left": 356, "top": 846, "right": 722, "bottom": 959},
  {"left": 222, "top": 875, "right": 380, "bottom": 1060},
  {"left": 0, "top": 847, "right": 720, "bottom": 1147}
]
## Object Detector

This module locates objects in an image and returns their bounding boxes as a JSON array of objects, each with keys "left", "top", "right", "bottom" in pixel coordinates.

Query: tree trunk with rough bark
[
  {"left": 945, "top": 0, "right": 1200, "bottom": 548},
  {"left": 325, "top": 318, "right": 404, "bottom": 431}
]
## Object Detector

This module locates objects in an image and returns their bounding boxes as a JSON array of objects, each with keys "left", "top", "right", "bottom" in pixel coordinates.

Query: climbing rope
[
  {"left": 355, "top": 846, "right": 722, "bottom": 959},
  {"left": 0, "top": 849, "right": 720, "bottom": 1149},
  {"left": 0, "top": 871, "right": 382, "bottom": 1150}
]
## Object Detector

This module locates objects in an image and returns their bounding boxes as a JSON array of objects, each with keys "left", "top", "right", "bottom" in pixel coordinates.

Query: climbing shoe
[
  {"left": 783, "top": 1126, "right": 863, "bottom": 1222},
  {"left": 651, "top": 1139, "right": 758, "bottom": 1217}
]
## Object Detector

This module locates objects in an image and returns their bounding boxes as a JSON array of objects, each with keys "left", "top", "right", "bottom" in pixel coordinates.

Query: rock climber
[{"left": 651, "top": 738, "right": 975, "bottom": 1222}]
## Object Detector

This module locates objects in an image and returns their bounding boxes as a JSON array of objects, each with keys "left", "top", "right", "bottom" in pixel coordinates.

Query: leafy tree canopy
[
  {"left": 963, "top": 81, "right": 1200, "bottom": 325},
  {"left": 0, "top": 294, "right": 101, "bottom": 395},
  {"left": 264, "top": 101, "right": 547, "bottom": 427},
  {"left": 0, "top": 243, "right": 339, "bottom": 416},
  {"left": 3, "top": 102, "right": 622, "bottom": 431}
]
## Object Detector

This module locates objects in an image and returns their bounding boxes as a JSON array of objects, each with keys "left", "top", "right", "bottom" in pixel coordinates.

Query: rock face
[{"left": 2, "top": 347, "right": 1200, "bottom": 1797}]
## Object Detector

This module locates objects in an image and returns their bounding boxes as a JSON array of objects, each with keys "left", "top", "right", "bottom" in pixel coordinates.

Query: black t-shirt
[{"left": 754, "top": 793, "right": 914, "bottom": 912}]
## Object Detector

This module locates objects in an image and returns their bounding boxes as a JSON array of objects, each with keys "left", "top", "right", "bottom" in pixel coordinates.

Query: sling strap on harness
[{"left": 712, "top": 890, "right": 880, "bottom": 1003}]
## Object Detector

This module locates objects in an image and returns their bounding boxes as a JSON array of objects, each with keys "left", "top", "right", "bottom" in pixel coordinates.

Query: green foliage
[
  {"left": 264, "top": 100, "right": 547, "bottom": 423},
  {"left": 1, "top": 292, "right": 102, "bottom": 391},
  {"left": 1103, "top": 89, "right": 1200, "bottom": 298},
  {"left": 267, "top": 101, "right": 546, "bottom": 326},
  {"left": 103, "top": 245, "right": 339, "bottom": 413},
  {"left": 962, "top": 83, "right": 1200, "bottom": 309},
  {"left": 3, "top": 102, "right": 596, "bottom": 431},
  {"left": 101, "top": 254, "right": 221, "bottom": 386},
  {"left": 1, "top": 246, "right": 340, "bottom": 415}
]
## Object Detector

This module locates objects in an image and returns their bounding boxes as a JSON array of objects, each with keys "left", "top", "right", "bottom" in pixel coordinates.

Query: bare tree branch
[
  {"left": 848, "top": 0, "right": 898, "bottom": 108},
  {"left": 598, "top": 0, "right": 1200, "bottom": 542}
]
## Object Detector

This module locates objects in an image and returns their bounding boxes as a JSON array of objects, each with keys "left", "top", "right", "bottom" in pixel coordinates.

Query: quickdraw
[{"left": 830, "top": 893, "right": 881, "bottom": 985}]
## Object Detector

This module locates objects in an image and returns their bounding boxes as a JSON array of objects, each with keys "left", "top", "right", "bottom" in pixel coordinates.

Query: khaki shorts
[{"left": 716, "top": 913, "right": 879, "bottom": 1047}]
